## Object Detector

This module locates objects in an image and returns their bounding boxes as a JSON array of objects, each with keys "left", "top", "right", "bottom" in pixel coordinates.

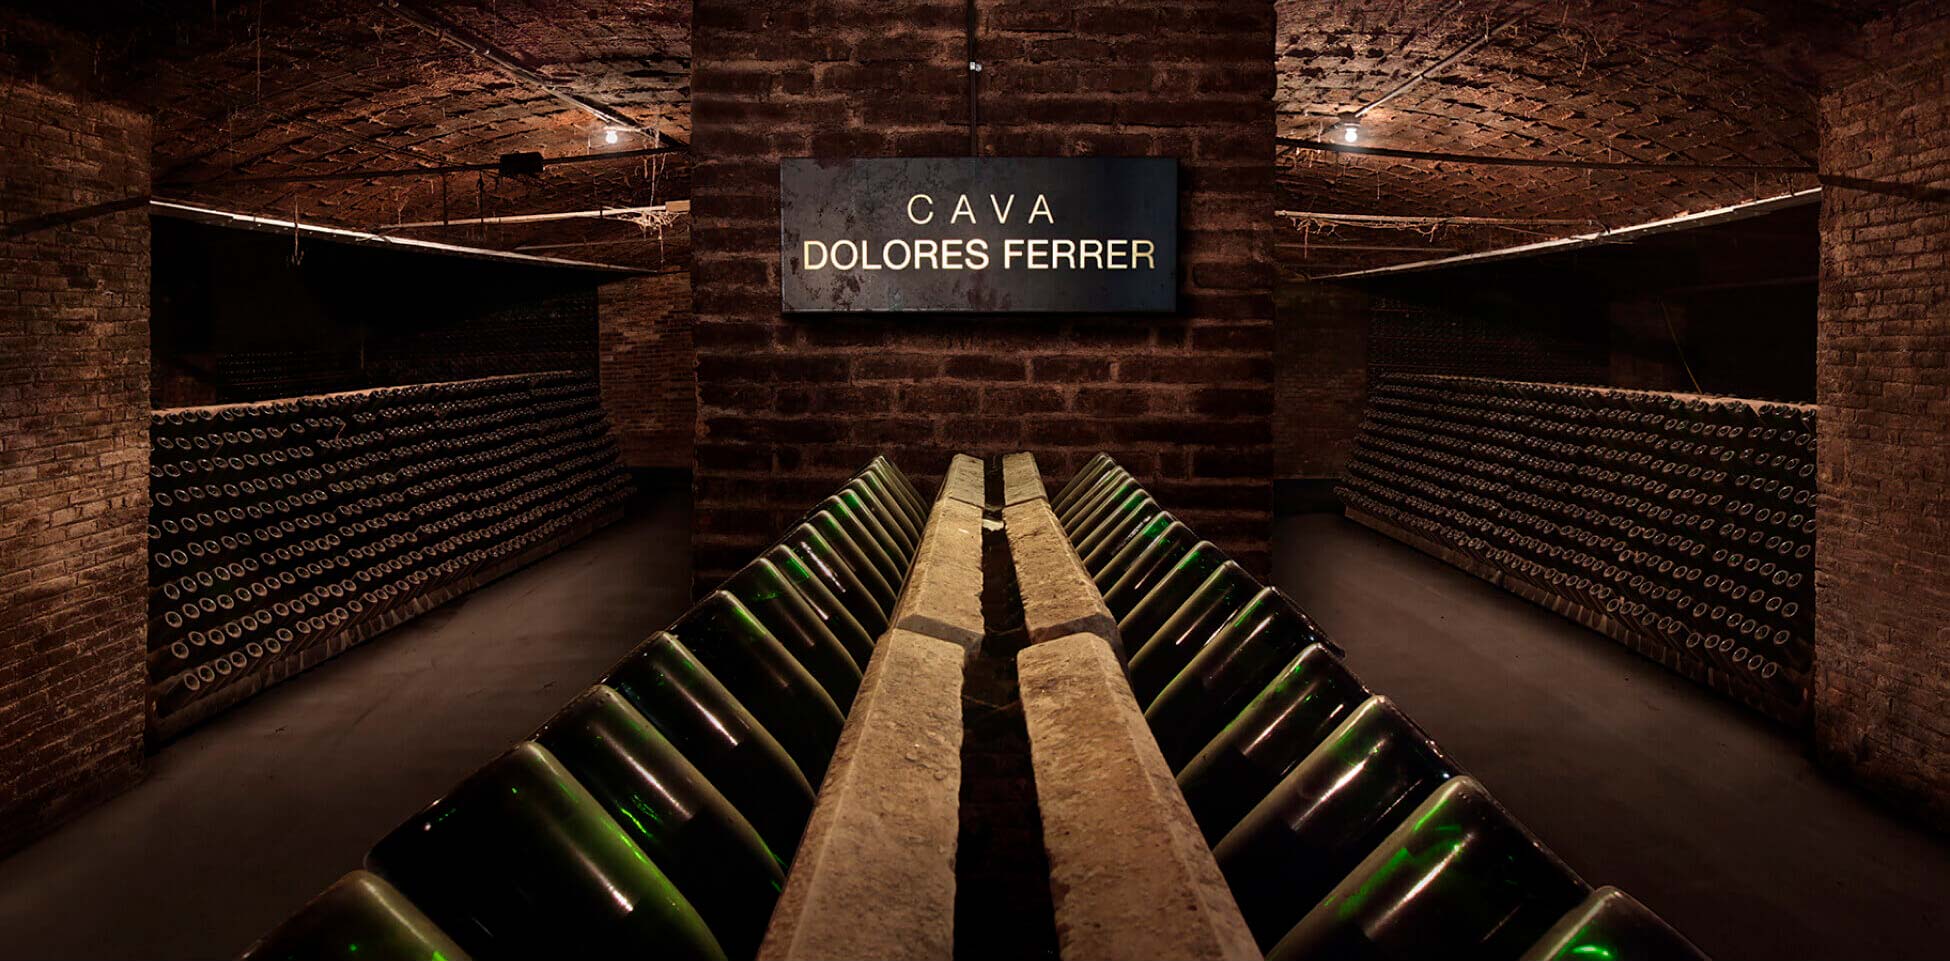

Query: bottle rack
[
  {"left": 146, "top": 371, "right": 635, "bottom": 737},
  {"left": 1337, "top": 374, "right": 1815, "bottom": 724}
]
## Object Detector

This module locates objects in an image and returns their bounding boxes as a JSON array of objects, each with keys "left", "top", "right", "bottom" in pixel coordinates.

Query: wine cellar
[
  {"left": 1340, "top": 375, "right": 1817, "bottom": 723},
  {"left": 145, "top": 373, "right": 633, "bottom": 735},
  {"left": 4, "top": 1, "right": 1950, "bottom": 961}
]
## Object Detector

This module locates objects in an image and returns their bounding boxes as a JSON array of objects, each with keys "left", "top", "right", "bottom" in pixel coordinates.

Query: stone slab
[
  {"left": 759, "top": 629, "right": 966, "bottom": 961},
  {"left": 1003, "top": 499, "right": 1121, "bottom": 656},
  {"left": 1018, "top": 634, "right": 1260, "bottom": 961},
  {"left": 890, "top": 481, "right": 985, "bottom": 650},
  {"left": 940, "top": 452, "right": 986, "bottom": 509},
  {"left": 1003, "top": 451, "right": 1047, "bottom": 507}
]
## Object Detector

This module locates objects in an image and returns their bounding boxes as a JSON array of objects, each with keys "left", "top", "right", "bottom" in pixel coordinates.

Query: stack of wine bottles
[
  {"left": 243, "top": 457, "right": 927, "bottom": 961},
  {"left": 1335, "top": 374, "right": 1816, "bottom": 723},
  {"left": 1056, "top": 454, "right": 1709, "bottom": 961},
  {"left": 145, "top": 372, "right": 634, "bottom": 734}
]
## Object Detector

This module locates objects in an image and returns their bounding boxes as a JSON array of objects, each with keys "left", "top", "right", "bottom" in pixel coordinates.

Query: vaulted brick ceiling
[
  {"left": 1273, "top": 0, "right": 1884, "bottom": 276},
  {"left": 44, "top": 0, "right": 691, "bottom": 270},
  {"left": 17, "top": 0, "right": 1898, "bottom": 276}
]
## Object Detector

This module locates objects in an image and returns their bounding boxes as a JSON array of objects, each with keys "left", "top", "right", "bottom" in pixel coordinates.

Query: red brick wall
[
  {"left": 599, "top": 271, "right": 696, "bottom": 469},
  {"left": 0, "top": 78, "right": 151, "bottom": 854},
  {"left": 1813, "top": 7, "right": 1950, "bottom": 828},
  {"left": 691, "top": 0, "right": 1275, "bottom": 589}
]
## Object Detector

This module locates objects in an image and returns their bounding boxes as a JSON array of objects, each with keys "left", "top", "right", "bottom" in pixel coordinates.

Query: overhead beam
[
  {"left": 157, "top": 145, "right": 682, "bottom": 190},
  {"left": 149, "top": 199, "right": 643, "bottom": 273},
  {"left": 384, "top": 0, "right": 687, "bottom": 149},
  {"left": 1311, "top": 187, "right": 1822, "bottom": 281}
]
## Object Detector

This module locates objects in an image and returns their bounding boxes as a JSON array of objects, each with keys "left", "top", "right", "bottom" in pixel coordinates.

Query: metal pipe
[
  {"left": 1280, "top": 137, "right": 1816, "bottom": 175},
  {"left": 380, "top": 202, "right": 687, "bottom": 231},
  {"left": 1277, "top": 210, "right": 1591, "bottom": 226},
  {"left": 158, "top": 145, "right": 682, "bottom": 190},
  {"left": 148, "top": 200, "right": 643, "bottom": 273},
  {"left": 1313, "top": 188, "right": 1822, "bottom": 281}
]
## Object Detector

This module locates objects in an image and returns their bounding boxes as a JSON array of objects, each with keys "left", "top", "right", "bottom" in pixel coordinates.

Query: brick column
[
  {"left": 0, "top": 77, "right": 152, "bottom": 853},
  {"left": 1275, "top": 277, "right": 1368, "bottom": 488},
  {"left": 689, "top": 0, "right": 1276, "bottom": 592},
  {"left": 599, "top": 272, "right": 696, "bottom": 470},
  {"left": 1813, "top": 9, "right": 1950, "bottom": 828}
]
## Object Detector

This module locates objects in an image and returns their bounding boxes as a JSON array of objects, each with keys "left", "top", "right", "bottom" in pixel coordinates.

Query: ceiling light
[
  {"left": 605, "top": 129, "right": 620, "bottom": 145},
  {"left": 1340, "top": 113, "right": 1361, "bottom": 144}
]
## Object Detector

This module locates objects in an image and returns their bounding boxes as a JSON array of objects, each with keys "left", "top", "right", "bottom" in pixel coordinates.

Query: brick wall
[
  {"left": 0, "top": 77, "right": 152, "bottom": 854},
  {"left": 1813, "top": 6, "right": 1950, "bottom": 828},
  {"left": 599, "top": 271, "right": 696, "bottom": 469},
  {"left": 1274, "top": 275, "right": 1367, "bottom": 480},
  {"left": 691, "top": 0, "right": 1275, "bottom": 590}
]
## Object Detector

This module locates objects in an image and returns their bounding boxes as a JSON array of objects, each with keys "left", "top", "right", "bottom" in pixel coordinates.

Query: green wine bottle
[
  {"left": 534, "top": 685, "right": 787, "bottom": 961},
  {"left": 1095, "top": 512, "right": 1181, "bottom": 593},
  {"left": 1063, "top": 475, "right": 1138, "bottom": 541},
  {"left": 1126, "top": 560, "right": 1258, "bottom": 709},
  {"left": 1213, "top": 696, "right": 1459, "bottom": 950},
  {"left": 1079, "top": 495, "right": 1160, "bottom": 575},
  {"left": 1147, "top": 587, "right": 1336, "bottom": 771},
  {"left": 761, "top": 543, "right": 876, "bottom": 667},
  {"left": 1115, "top": 540, "right": 1228, "bottom": 656},
  {"left": 1051, "top": 453, "right": 1113, "bottom": 513},
  {"left": 672, "top": 591, "right": 845, "bottom": 785},
  {"left": 365, "top": 742, "right": 727, "bottom": 961},
  {"left": 868, "top": 455, "right": 925, "bottom": 514},
  {"left": 1071, "top": 486, "right": 1148, "bottom": 553},
  {"left": 781, "top": 520, "right": 889, "bottom": 634},
  {"left": 1056, "top": 468, "right": 1130, "bottom": 532},
  {"left": 815, "top": 496, "right": 905, "bottom": 591},
  {"left": 1176, "top": 643, "right": 1369, "bottom": 843},
  {"left": 1518, "top": 886, "right": 1710, "bottom": 961},
  {"left": 851, "top": 471, "right": 921, "bottom": 546},
  {"left": 1266, "top": 776, "right": 1588, "bottom": 961},
  {"left": 242, "top": 870, "right": 469, "bottom": 961},
  {"left": 602, "top": 633, "right": 814, "bottom": 858},
  {"left": 1100, "top": 522, "right": 1196, "bottom": 618},
  {"left": 836, "top": 485, "right": 912, "bottom": 566},
  {"left": 723, "top": 559, "right": 864, "bottom": 708},
  {"left": 855, "top": 468, "right": 923, "bottom": 535},
  {"left": 863, "top": 460, "right": 925, "bottom": 526}
]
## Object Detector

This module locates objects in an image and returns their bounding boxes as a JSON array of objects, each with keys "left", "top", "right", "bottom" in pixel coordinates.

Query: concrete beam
[
  {"left": 1003, "top": 499, "right": 1120, "bottom": 655},
  {"left": 1019, "top": 634, "right": 1260, "bottom": 961},
  {"left": 1003, "top": 451, "right": 1047, "bottom": 507},
  {"left": 940, "top": 452, "right": 986, "bottom": 509},
  {"left": 759, "top": 629, "right": 966, "bottom": 960},
  {"left": 888, "top": 455, "right": 986, "bottom": 650}
]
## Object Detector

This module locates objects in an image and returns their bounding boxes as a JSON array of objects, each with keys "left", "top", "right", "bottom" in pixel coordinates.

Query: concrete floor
[
  {"left": 1274, "top": 512, "right": 1950, "bottom": 961},
  {"left": 0, "top": 482, "right": 691, "bottom": 960}
]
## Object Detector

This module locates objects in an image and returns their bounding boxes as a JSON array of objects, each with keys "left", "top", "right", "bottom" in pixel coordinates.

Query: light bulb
[
  {"left": 605, "top": 129, "right": 620, "bottom": 145},
  {"left": 1342, "top": 123, "right": 1360, "bottom": 144}
]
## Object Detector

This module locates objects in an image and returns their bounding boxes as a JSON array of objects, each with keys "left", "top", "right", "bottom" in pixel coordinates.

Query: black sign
[{"left": 780, "top": 157, "right": 1177, "bottom": 313}]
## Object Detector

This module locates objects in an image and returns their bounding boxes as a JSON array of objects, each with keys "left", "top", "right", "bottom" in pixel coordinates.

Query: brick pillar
[
  {"left": 690, "top": 0, "right": 1276, "bottom": 591},
  {"left": 1276, "top": 277, "right": 1368, "bottom": 487},
  {"left": 1813, "top": 10, "right": 1950, "bottom": 828},
  {"left": 0, "top": 78, "right": 152, "bottom": 853},
  {"left": 599, "top": 272, "right": 696, "bottom": 470}
]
